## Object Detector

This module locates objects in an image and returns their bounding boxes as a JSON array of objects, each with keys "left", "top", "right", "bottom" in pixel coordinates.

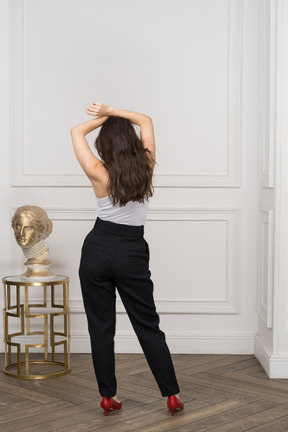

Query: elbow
[
  {"left": 143, "top": 116, "right": 153, "bottom": 125},
  {"left": 70, "top": 127, "right": 82, "bottom": 136}
]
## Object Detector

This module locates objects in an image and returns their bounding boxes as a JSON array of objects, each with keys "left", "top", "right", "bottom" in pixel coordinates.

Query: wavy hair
[{"left": 95, "top": 116, "right": 156, "bottom": 206}]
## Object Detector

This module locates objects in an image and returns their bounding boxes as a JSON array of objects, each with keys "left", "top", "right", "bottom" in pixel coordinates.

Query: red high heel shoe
[
  {"left": 100, "top": 396, "right": 122, "bottom": 416},
  {"left": 167, "top": 395, "right": 184, "bottom": 416}
]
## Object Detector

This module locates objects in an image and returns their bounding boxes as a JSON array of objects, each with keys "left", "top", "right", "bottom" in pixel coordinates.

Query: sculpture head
[{"left": 11, "top": 206, "right": 53, "bottom": 249}]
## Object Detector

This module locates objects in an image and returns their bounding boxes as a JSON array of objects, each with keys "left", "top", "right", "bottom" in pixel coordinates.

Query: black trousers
[{"left": 79, "top": 217, "right": 180, "bottom": 398}]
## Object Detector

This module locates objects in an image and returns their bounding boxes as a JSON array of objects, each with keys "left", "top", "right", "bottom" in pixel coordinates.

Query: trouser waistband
[{"left": 94, "top": 217, "right": 144, "bottom": 238}]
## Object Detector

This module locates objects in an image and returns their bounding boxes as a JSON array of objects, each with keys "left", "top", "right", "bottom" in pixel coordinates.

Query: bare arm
[
  {"left": 86, "top": 102, "right": 156, "bottom": 165},
  {"left": 70, "top": 116, "right": 108, "bottom": 181}
]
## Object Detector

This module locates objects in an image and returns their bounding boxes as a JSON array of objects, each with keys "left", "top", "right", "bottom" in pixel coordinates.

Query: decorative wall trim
[
  {"left": 254, "top": 333, "right": 272, "bottom": 377},
  {"left": 258, "top": 210, "right": 274, "bottom": 328},
  {"left": 10, "top": 0, "right": 242, "bottom": 188},
  {"left": 72, "top": 330, "right": 255, "bottom": 354},
  {"left": 11, "top": 206, "right": 241, "bottom": 315},
  {"left": 259, "top": 0, "right": 276, "bottom": 188},
  {"left": 0, "top": 331, "right": 254, "bottom": 354},
  {"left": 254, "top": 333, "right": 288, "bottom": 378},
  {"left": 49, "top": 206, "right": 241, "bottom": 314}
]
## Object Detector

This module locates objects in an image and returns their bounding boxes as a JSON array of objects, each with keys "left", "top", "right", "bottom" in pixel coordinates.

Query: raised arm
[
  {"left": 70, "top": 116, "right": 108, "bottom": 181},
  {"left": 86, "top": 102, "right": 156, "bottom": 166}
]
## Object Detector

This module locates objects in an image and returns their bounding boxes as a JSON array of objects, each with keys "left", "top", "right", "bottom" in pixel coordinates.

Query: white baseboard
[
  {"left": 254, "top": 333, "right": 288, "bottom": 378},
  {"left": 0, "top": 331, "right": 254, "bottom": 354},
  {"left": 254, "top": 333, "right": 271, "bottom": 376}
]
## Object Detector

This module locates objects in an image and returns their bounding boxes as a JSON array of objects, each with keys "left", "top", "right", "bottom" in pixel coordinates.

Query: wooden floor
[{"left": 1, "top": 353, "right": 288, "bottom": 431}]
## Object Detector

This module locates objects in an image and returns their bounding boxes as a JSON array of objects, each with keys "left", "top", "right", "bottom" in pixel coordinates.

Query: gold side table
[{"left": 2, "top": 275, "right": 70, "bottom": 379}]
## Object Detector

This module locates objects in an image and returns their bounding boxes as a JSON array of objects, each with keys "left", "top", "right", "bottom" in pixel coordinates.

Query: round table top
[{"left": 2, "top": 275, "right": 69, "bottom": 285}]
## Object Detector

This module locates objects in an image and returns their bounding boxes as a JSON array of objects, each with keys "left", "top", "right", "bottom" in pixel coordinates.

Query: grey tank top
[{"left": 96, "top": 194, "right": 150, "bottom": 226}]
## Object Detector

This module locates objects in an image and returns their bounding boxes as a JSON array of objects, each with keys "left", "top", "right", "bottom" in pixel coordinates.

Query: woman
[{"left": 70, "top": 102, "right": 184, "bottom": 416}]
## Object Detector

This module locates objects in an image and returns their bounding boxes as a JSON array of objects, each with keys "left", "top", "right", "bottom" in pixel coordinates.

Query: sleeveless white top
[{"left": 96, "top": 194, "right": 150, "bottom": 226}]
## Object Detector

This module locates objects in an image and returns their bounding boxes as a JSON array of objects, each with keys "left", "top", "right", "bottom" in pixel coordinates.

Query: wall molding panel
[
  {"left": 49, "top": 206, "right": 241, "bottom": 314},
  {"left": 0, "top": 331, "right": 254, "bottom": 354},
  {"left": 259, "top": 0, "right": 277, "bottom": 188},
  {"left": 10, "top": 0, "right": 242, "bottom": 188},
  {"left": 11, "top": 206, "right": 241, "bottom": 315},
  {"left": 258, "top": 210, "right": 274, "bottom": 328},
  {"left": 67, "top": 330, "right": 255, "bottom": 354}
]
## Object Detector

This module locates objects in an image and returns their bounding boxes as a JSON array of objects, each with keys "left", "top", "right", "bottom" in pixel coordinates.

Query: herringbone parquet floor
[{"left": 1, "top": 353, "right": 288, "bottom": 431}]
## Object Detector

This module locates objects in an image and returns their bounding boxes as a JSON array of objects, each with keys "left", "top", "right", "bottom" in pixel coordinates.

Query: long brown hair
[{"left": 95, "top": 116, "right": 156, "bottom": 206}]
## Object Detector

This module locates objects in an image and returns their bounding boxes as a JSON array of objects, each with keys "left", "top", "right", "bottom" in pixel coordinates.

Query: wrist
[{"left": 109, "top": 106, "right": 115, "bottom": 116}]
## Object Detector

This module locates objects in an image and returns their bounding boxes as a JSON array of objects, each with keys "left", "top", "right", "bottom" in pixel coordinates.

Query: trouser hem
[{"left": 161, "top": 388, "right": 180, "bottom": 397}]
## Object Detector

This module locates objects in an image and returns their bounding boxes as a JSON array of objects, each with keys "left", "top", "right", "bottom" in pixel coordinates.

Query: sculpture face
[
  {"left": 11, "top": 205, "right": 54, "bottom": 279},
  {"left": 13, "top": 214, "right": 40, "bottom": 248}
]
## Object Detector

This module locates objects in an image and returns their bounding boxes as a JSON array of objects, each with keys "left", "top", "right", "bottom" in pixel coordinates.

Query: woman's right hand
[{"left": 86, "top": 102, "right": 112, "bottom": 117}]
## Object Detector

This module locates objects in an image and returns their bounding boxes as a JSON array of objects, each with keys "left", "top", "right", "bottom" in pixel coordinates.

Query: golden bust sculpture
[{"left": 11, "top": 205, "right": 55, "bottom": 279}]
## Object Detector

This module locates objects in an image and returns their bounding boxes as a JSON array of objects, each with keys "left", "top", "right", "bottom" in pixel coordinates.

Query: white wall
[
  {"left": 1, "top": 0, "right": 261, "bottom": 355},
  {"left": 255, "top": 0, "right": 288, "bottom": 378}
]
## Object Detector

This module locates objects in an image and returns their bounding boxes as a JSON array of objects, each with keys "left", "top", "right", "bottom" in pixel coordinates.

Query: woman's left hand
[{"left": 86, "top": 102, "right": 112, "bottom": 117}]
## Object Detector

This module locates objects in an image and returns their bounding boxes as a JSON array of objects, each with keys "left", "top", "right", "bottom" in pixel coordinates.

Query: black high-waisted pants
[{"left": 78, "top": 217, "right": 180, "bottom": 398}]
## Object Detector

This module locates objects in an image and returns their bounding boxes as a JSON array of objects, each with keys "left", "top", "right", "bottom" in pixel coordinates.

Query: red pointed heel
[
  {"left": 167, "top": 395, "right": 184, "bottom": 416},
  {"left": 100, "top": 396, "right": 122, "bottom": 415}
]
